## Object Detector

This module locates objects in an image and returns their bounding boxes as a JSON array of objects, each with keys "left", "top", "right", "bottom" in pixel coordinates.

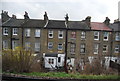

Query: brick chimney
[
  {"left": 12, "top": 14, "right": 17, "bottom": 19},
  {"left": 85, "top": 16, "right": 91, "bottom": 27},
  {"left": 24, "top": 11, "right": 29, "bottom": 19},
  {"left": 65, "top": 13, "right": 69, "bottom": 27},
  {"left": 44, "top": 12, "right": 48, "bottom": 23},
  {"left": 1, "top": 10, "right": 10, "bottom": 23},
  {"left": 104, "top": 17, "right": 110, "bottom": 25}
]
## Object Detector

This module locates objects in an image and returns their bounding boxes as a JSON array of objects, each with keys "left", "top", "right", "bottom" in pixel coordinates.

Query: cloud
[{"left": 1, "top": 0, "right": 120, "bottom": 22}]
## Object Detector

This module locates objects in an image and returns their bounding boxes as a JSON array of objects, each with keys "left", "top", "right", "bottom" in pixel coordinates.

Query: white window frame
[
  {"left": 58, "top": 43, "right": 63, "bottom": 50},
  {"left": 48, "top": 42, "right": 53, "bottom": 49},
  {"left": 81, "top": 31, "right": 86, "bottom": 40},
  {"left": 115, "top": 32, "right": 120, "bottom": 41},
  {"left": 103, "top": 44, "right": 108, "bottom": 52},
  {"left": 35, "top": 29, "right": 40, "bottom": 37},
  {"left": 80, "top": 43, "right": 86, "bottom": 54},
  {"left": 58, "top": 30, "right": 63, "bottom": 39},
  {"left": 12, "top": 41, "right": 17, "bottom": 50},
  {"left": 25, "top": 42, "right": 31, "bottom": 50},
  {"left": 94, "top": 44, "right": 99, "bottom": 54},
  {"left": 13, "top": 28, "right": 18, "bottom": 35},
  {"left": 103, "top": 32, "right": 109, "bottom": 41},
  {"left": 94, "top": 31, "right": 99, "bottom": 40},
  {"left": 48, "top": 30, "right": 53, "bottom": 38},
  {"left": 3, "top": 40, "right": 8, "bottom": 49},
  {"left": 3, "top": 28, "right": 8, "bottom": 35},
  {"left": 25, "top": 29, "right": 30, "bottom": 37},
  {"left": 48, "top": 58, "right": 54, "bottom": 64},
  {"left": 35, "top": 42, "right": 40, "bottom": 51},
  {"left": 115, "top": 45, "right": 120, "bottom": 53},
  {"left": 70, "top": 43, "right": 76, "bottom": 54}
]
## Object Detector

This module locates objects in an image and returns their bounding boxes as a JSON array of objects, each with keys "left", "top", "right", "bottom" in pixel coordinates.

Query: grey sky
[{"left": 1, "top": 0, "right": 120, "bottom": 23}]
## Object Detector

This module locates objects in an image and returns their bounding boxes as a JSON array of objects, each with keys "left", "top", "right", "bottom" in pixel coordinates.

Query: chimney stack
[
  {"left": 44, "top": 12, "right": 48, "bottom": 23},
  {"left": 12, "top": 14, "right": 16, "bottom": 19},
  {"left": 1, "top": 10, "right": 10, "bottom": 23},
  {"left": 65, "top": 13, "right": 69, "bottom": 27},
  {"left": 104, "top": 17, "right": 110, "bottom": 25},
  {"left": 24, "top": 11, "right": 29, "bottom": 19},
  {"left": 85, "top": 16, "right": 91, "bottom": 27}
]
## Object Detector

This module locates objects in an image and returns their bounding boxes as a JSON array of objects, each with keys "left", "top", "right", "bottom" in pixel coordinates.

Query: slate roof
[
  {"left": 45, "top": 53, "right": 58, "bottom": 57},
  {"left": 46, "top": 20, "right": 66, "bottom": 29},
  {"left": 67, "top": 21, "right": 90, "bottom": 30},
  {"left": 22, "top": 19, "right": 45, "bottom": 27},
  {"left": 91, "top": 22, "right": 112, "bottom": 31},
  {"left": 2, "top": 18, "right": 25, "bottom": 27},
  {"left": 2, "top": 18, "right": 45, "bottom": 28},
  {"left": 109, "top": 22, "right": 120, "bottom": 31}
]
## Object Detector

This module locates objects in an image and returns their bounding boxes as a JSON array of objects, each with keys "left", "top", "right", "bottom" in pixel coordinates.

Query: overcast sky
[{"left": 1, "top": 0, "right": 120, "bottom": 23}]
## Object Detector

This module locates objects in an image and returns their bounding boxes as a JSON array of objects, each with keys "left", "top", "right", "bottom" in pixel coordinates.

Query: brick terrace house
[{"left": 1, "top": 11, "right": 120, "bottom": 70}]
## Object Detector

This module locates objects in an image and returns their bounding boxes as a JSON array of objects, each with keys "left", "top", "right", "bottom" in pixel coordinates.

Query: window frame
[
  {"left": 25, "top": 29, "right": 30, "bottom": 37},
  {"left": 81, "top": 31, "right": 86, "bottom": 40},
  {"left": 115, "top": 32, "right": 120, "bottom": 41},
  {"left": 58, "top": 30, "right": 63, "bottom": 39},
  {"left": 103, "top": 32, "right": 109, "bottom": 41},
  {"left": 48, "top": 42, "right": 53, "bottom": 49},
  {"left": 35, "top": 29, "right": 41, "bottom": 37},
  {"left": 3, "top": 40, "right": 8, "bottom": 49},
  {"left": 35, "top": 42, "right": 40, "bottom": 51},
  {"left": 58, "top": 43, "right": 63, "bottom": 50},
  {"left": 12, "top": 41, "right": 17, "bottom": 50},
  {"left": 13, "top": 28, "right": 18, "bottom": 35},
  {"left": 94, "top": 31, "right": 99, "bottom": 40},
  {"left": 25, "top": 42, "right": 31, "bottom": 50},
  {"left": 3, "top": 28, "right": 8, "bottom": 35},
  {"left": 94, "top": 44, "right": 99, "bottom": 54},
  {"left": 71, "top": 31, "right": 76, "bottom": 39},
  {"left": 103, "top": 44, "right": 108, "bottom": 52},
  {"left": 70, "top": 43, "right": 76, "bottom": 54},
  {"left": 48, "top": 30, "right": 53, "bottom": 38},
  {"left": 80, "top": 43, "right": 86, "bottom": 54},
  {"left": 115, "top": 45, "right": 120, "bottom": 53}
]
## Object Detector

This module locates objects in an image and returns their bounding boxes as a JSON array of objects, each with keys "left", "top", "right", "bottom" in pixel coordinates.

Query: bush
[{"left": 2, "top": 47, "right": 35, "bottom": 73}]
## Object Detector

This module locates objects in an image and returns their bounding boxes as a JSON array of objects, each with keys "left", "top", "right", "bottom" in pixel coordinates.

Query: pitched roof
[
  {"left": 109, "top": 22, "right": 120, "bottom": 31},
  {"left": 46, "top": 20, "right": 66, "bottom": 29},
  {"left": 68, "top": 21, "right": 90, "bottom": 30},
  {"left": 22, "top": 19, "right": 45, "bottom": 27},
  {"left": 2, "top": 18, "right": 25, "bottom": 27},
  {"left": 91, "top": 22, "right": 112, "bottom": 31}
]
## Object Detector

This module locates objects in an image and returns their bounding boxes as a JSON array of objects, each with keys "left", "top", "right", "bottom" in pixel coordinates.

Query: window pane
[
  {"left": 48, "top": 30, "right": 53, "bottom": 38},
  {"left": 35, "top": 29, "right": 40, "bottom": 37}
]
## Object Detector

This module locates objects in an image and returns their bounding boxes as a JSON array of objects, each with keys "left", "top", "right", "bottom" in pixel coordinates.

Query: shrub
[{"left": 2, "top": 47, "right": 35, "bottom": 73}]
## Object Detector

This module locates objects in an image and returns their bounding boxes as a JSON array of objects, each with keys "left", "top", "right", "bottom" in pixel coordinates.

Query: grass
[{"left": 19, "top": 72, "right": 120, "bottom": 79}]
